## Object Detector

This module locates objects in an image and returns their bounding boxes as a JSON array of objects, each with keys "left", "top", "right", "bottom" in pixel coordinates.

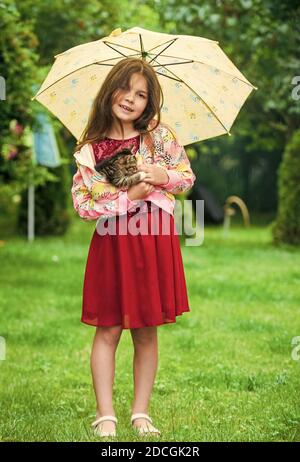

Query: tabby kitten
[{"left": 94, "top": 144, "right": 146, "bottom": 189}]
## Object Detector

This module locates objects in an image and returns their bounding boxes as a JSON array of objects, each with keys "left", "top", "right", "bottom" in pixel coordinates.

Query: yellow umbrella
[{"left": 31, "top": 26, "right": 257, "bottom": 146}]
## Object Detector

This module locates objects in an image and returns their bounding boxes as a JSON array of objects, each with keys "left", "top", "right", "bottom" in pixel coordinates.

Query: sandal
[
  {"left": 91, "top": 415, "right": 118, "bottom": 437},
  {"left": 131, "top": 413, "right": 161, "bottom": 436}
]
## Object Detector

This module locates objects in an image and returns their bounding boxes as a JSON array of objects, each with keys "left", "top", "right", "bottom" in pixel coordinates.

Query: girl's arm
[
  {"left": 71, "top": 160, "right": 139, "bottom": 221},
  {"left": 159, "top": 125, "right": 196, "bottom": 195}
]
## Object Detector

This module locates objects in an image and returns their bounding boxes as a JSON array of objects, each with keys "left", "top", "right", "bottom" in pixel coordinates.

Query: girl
[{"left": 71, "top": 57, "right": 196, "bottom": 438}]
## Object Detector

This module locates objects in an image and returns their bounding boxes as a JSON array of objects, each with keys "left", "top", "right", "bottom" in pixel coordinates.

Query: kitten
[{"left": 94, "top": 144, "right": 146, "bottom": 189}]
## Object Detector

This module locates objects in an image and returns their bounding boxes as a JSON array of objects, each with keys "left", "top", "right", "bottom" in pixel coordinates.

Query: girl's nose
[{"left": 125, "top": 92, "right": 134, "bottom": 102}]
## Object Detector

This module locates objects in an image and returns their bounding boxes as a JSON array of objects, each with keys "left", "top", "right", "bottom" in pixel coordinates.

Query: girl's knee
[
  {"left": 96, "top": 324, "right": 123, "bottom": 344},
  {"left": 130, "top": 326, "right": 157, "bottom": 344}
]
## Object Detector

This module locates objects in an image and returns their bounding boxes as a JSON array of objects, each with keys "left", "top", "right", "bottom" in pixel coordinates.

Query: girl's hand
[
  {"left": 127, "top": 181, "right": 155, "bottom": 201},
  {"left": 137, "top": 163, "right": 169, "bottom": 186}
]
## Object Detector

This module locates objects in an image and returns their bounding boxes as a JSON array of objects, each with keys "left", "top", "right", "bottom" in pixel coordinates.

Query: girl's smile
[
  {"left": 119, "top": 104, "right": 134, "bottom": 114},
  {"left": 119, "top": 104, "right": 134, "bottom": 113}
]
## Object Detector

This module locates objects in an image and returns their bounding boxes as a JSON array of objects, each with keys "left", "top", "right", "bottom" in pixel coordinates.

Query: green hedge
[{"left": 271, "top": 129, "right": 300, "bottom": 245}]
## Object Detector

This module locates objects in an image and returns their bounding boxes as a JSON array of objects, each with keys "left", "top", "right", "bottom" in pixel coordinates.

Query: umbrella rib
[
  {"left": 102, "top": 41, "right": 134, "bottom": 57},
  {"left": 146, "top": 52, "right": 257, "bottom": 89},
  {"left": 95, "top": 56, "right": 193, "bottom": 68},
  {"left": 31, "top": 62, "right": 114, "bottom": 99},
  {"left": 148, "top": 39, "right": 178, "bottom": 64},
  {"left": 101, "top": 37, "right": 177, "bottom": 58},
  {"left": 149, "top": 56, "right": 232, "bottom": 134},
  {"left": 145, "top": 36, "right": 218, "bottom": 55},
  {"left": 150, "top": 59, "right": 195, "bottom": 67},
  {"left": 191, "top": 59, "right": 257, "bottom": 89},
  {"left": 103, "top": 37, "right": 185, "bottom": 66},
  {"left": 146, "top": 38, "right": 179, "bottom": 54},
  {"left": 94, "top": 55, "right": 141, "bottom": 65}
]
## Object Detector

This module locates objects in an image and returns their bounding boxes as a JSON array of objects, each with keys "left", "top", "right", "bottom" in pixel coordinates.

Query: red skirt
[{"left": 81, "top": 201, "right": 191, "bottom": 329}]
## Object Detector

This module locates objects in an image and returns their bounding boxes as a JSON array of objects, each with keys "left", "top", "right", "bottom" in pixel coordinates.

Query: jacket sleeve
[
  {"left": 159, "top": 125, "right": 196, "bottom": 194},
  {"left": 71, "top": 160, "right": 140, "bottom": 221}
]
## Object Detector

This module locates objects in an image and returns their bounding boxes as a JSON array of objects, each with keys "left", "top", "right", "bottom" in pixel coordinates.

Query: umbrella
[{"left": 31, "top": 26, "right": 257, "bottom": 146}]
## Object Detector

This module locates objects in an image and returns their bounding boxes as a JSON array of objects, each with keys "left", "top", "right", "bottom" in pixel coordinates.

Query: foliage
[
  {"left": 15, "top": 0, "right": 121, "bottom": 66},
  {"left": 0, "top": 1, "right": 57, "bottom": 217},
  {"left": 271, "top": 129, "right": 300, "bottom": 245}
]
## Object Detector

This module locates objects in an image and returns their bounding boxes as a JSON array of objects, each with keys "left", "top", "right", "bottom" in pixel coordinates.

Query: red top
[{"left": 92, "top": 135, "right": 140, "bottom": 162}]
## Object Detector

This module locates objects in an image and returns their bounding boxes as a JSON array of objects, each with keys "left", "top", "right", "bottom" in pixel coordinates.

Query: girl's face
[{"left": 112, "top": 72, "right": 149, "bottom": 124}]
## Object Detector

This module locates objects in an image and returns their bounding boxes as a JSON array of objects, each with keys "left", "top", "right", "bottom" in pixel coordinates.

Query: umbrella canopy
[{"left": 31, "top": 26, "right": 257, "bottom": 146}]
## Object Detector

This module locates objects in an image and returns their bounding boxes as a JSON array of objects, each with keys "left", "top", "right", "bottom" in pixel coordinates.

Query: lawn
[{"left": 0, "top": 213, "right": 300, "bottom": 442}]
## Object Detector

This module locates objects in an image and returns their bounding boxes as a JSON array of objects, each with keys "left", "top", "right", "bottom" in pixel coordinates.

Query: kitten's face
[
  {"left": 94, "top": 148, "right": 146, "bottom": 188},
  {"left": 112, "top": 73, "right": 148, "bottom": 122},
  {"left": 118, "top": 154, "right": 137, "bottom": 174}
]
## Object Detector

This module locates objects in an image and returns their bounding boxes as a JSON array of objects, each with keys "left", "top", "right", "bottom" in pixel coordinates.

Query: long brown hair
[{"left": 75, "top": 57, "right": 164, "bottom": 152}]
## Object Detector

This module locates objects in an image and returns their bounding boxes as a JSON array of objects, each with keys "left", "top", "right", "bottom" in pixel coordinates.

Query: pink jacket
[{"left": 71, "top": 121, "right": 196, "bottom": 221}]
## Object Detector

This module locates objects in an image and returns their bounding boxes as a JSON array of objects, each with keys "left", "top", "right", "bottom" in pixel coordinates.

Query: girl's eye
[{"left": 119, "top": 86, "right": 146, "bottom": 98}]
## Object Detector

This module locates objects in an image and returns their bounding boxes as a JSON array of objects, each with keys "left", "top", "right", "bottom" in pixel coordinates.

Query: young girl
[{"left": 71, "top": 57, "right": 196, "bottom": 438}]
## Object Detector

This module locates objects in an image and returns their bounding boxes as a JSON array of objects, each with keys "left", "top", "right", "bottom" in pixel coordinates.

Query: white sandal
[
  {"left": 91, "top": 415, "right": 118, "bottom": 437},
  {"left": 131, "top": 413, "right": 161, "bottom": 436}
]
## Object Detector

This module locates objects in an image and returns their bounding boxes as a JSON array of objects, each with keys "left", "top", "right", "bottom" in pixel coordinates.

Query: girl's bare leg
[
  {"left": 90, "top": 325, "right": 123, "bottom": 433},
  {"left": 130, "top": 326, "right": 159, "bottom": 432}
]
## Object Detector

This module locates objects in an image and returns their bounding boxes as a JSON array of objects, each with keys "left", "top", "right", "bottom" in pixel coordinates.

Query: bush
[{"left": 271, "top": 129, "right": 300, "bottom": 245}]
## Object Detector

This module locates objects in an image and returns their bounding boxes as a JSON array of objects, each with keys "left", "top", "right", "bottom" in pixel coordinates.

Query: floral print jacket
[{"left": 71, "top": 122, "right": 196, "bottom": 222}]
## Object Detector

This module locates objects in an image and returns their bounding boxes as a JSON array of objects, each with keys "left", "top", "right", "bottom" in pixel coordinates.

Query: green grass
[{"left": 0, "top": 214, "right": 300, "bottom": 442}]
